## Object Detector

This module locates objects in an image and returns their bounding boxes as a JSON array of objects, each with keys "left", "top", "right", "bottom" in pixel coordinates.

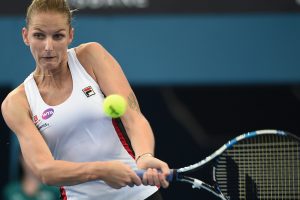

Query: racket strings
[{"left": 215, "top": 134, "right": 300, "bottom": 200}]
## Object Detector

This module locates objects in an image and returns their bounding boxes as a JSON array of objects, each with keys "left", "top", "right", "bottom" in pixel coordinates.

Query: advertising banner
[{"left": 1, "top": 0, "right": 299, "bottom": 15}]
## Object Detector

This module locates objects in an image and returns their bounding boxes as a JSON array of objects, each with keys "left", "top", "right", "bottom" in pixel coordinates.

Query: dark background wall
[
  {"left": 0, "top": 87, "right": 12, "bottom": 192},
  {"left": 0, "top": 1, "right": 299, "bottom": 199}
]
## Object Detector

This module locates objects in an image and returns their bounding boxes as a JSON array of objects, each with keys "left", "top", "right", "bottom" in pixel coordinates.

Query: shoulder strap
[
  {"left": 67, "top": 48, "right": 99, "bottom": 88},
  {"left": 24, "top": 73, "right": 45, "bottom": 115}
]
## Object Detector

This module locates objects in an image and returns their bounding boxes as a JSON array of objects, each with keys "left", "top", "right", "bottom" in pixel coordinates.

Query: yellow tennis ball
[{"left": 103, "top": 94, "right": 127, "bottom": 118}]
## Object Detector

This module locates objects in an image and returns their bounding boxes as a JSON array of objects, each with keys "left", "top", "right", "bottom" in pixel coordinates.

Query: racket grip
[{"left": 135, "top": 169, "right": 174, "bottom": 182}]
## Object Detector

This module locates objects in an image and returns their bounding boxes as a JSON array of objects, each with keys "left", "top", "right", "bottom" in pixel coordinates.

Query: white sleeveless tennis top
[{"left": 24, "top": 48, "right": 157, "bottom": 200}]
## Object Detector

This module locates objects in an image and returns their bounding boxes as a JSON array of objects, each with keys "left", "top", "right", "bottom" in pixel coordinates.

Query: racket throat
[{"left": 180, "top": 176, "right": 228, "bottom": 200}]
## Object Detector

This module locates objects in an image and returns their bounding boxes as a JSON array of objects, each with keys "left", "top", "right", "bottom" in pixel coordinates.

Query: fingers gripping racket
[{"left": 136, "top": 130, "right": 300, "bottom": 199}]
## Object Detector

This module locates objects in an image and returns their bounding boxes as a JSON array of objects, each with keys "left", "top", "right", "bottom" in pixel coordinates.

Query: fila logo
[{"left": 82, "top": 86, "right": 95, "bottom": 97}]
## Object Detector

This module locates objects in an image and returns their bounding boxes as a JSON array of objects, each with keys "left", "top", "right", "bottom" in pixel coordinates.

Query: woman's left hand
[{"left": 136, "top": 156, "right": 170, "bottom": 188}]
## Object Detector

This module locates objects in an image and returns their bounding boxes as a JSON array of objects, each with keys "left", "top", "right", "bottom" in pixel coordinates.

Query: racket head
[{"left": 214, "top": 130, "right": 300, "bottom": 199}]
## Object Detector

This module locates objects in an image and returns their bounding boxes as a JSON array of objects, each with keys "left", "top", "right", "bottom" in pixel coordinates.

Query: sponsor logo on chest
[
  {"left": 33, "top": 108, "right": 55, "bottom": 131},
  {"left": 82, "top": 86, "right": 96, "bottom": 97},
  {"left": 42, "top": 108, "right": 54, "bottom": 120}
]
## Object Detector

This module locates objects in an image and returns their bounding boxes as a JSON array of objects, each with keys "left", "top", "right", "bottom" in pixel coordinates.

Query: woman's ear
[
  {"left": 22, "top": 27, "right": 30, "bottom": 46},
  {"left": 68, "top": 27, "right": 74, "bottom": 45}
]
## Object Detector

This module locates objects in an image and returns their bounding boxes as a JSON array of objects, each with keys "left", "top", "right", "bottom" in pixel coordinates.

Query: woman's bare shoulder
[
  {"left": 75, "top": 42, "right": 105, "bottom": 58},
  {"left": 1, "top": 84, "right": 29, "bottom": 118},
  {"left": 3, "top": 84, "right": 26, "bottom": 103}
]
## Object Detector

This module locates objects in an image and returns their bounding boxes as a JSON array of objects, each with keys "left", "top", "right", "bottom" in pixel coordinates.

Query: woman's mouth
[{"left": 42, "top": 56, "right": 55, "bottom": 59}]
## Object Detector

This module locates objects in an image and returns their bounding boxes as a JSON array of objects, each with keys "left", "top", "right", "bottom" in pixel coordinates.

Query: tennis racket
[{"left": 136, "top": 129, "right": 300, "bottom": 200}]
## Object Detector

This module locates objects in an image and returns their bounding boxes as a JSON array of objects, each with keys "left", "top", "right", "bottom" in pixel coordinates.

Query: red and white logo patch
[
  {"left": 33, "top": 115, "right": 39, "bottom": 124},
  {"left": 82, "top": 86, "right": 95, "bottom": 97}
]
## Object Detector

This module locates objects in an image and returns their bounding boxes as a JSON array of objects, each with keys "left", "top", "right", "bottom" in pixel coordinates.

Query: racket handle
[{"left": 135, "top": 169, "right": 174, "bottom": 182}]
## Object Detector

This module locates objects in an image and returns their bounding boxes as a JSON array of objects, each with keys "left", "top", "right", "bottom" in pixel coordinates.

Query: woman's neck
[{"left": 33, "top": 62, "right": 70, "bottom": 88}]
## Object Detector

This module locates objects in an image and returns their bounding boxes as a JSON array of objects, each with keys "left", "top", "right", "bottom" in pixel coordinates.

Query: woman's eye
[
  {"left": 53, "top": 34, "right": 65, "bottom": 40},
  {"left": 33, "top": 33, "right": 45, "bottom": 39}
]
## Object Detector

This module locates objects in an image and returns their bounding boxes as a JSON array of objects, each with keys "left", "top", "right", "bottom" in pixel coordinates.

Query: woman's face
[{"left": 22, "top": 11, "right": 74, "bottom": 71}]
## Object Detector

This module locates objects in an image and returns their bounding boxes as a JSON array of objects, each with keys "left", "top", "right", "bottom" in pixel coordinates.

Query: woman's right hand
[{"left": 102, "top": 161, "right": 142, "bottom": 189}]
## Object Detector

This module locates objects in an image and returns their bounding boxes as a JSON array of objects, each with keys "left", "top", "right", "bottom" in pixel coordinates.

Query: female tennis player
[{"left": 1, "top": 0, "right": 170, "bottom": 199}]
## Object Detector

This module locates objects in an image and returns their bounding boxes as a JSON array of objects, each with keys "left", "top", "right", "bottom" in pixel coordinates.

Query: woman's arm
[
  {"left": 76, "top": 42, "right": 170, "bottom": 187},
  {"left": 1, "top": 86, "right": 141, "bottom": 188}
]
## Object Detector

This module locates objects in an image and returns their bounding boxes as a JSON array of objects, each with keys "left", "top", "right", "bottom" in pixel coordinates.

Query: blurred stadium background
[{"left": 0, "top": 0, "right": 300, "bottom": 199}]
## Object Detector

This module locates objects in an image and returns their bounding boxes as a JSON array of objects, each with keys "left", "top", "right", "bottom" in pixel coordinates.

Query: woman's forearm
[{"left": 37, "top": 160, "right": 106, "bottom": 186}]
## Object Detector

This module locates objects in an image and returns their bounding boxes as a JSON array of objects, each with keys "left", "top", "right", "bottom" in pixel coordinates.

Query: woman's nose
[{"left": 45, "top": 38, "right": 53, "bottom": 51}]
